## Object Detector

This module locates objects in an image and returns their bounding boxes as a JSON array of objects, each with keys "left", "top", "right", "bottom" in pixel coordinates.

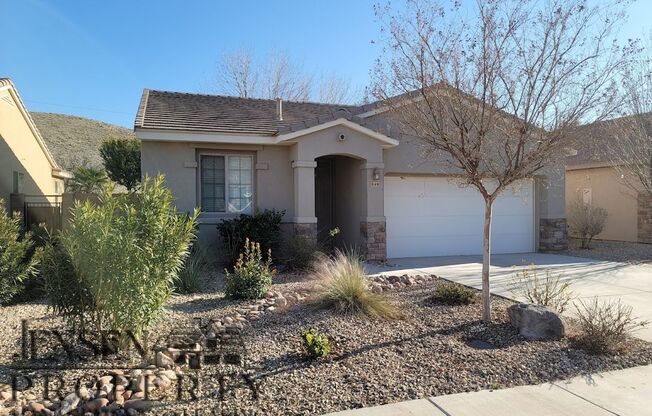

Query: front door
[{"left": 315, "top": 157, "right": 335, "bottom": 244}]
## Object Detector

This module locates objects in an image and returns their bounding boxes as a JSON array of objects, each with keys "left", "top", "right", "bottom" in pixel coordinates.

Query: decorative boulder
[{"left": 508, "top": 303, "right": 566, "bottom": 340}]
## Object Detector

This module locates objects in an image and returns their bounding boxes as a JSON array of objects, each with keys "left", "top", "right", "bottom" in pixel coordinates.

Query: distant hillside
[{"left": 31, "top": 112, "right": 135, "bottom": 170}]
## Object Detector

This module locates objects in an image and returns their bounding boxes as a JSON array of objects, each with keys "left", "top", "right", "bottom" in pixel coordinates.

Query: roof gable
[{"left": 0, "top": 78, "right": 68, "bottom": 177}]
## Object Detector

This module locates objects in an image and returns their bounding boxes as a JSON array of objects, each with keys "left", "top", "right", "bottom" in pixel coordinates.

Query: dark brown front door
[{"left": 315, "top": 157, "right": 335, "bottom": 244}]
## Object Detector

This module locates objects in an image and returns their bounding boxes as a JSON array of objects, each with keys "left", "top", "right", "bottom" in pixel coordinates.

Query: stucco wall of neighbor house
[
  {"left": 0, "top": 88, "right": 60, "bottom": 208},
  {"left": 565, "top": 166, "right": 639, "bottom": 242}
]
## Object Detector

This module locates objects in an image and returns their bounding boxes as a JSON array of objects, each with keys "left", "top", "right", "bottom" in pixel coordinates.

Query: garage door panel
[
  {"left": 492, "top": 214, "right": 533, "bottom": 234},
  {"left": 389, "top": 236, "right": 483, "bottom": 257},
  {"left": 385, "top": 177, "right": 534, "bottom": 258},
  {"left": 386, "top": 215, "right": 484, "bottom": 237}
]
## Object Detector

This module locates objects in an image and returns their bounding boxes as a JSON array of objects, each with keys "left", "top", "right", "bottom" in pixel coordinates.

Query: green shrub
[
  {"left": 510, "top": 265, "right": 573, "bottom": 313},
  {"left": 302, "top": 328, "right": 331, "bottom": 359},
  {"left": 316, "top": 250, "right": 398, "bottom": 318},
  {"left": 217, "top": 209, "right": 284, "bottom": 266},
  {"left": 279, "top": 235, "right": 322, "bottom": 272},
  {"left": 46, "top": 176, "right": 198, "bottom": 338},
  {"left": 40, "top": 234, "right": 91, "bottom": 322},
  {"left": 431, "top": 282, "right": 477, "bottom": 305},
  {"left": 100, "top": 137, "right": 141, "bottom": 191},
  {"left": 225, "top": 239, "right": 275, "bottom": 299},
  {"left": 572, "top": 298, "right": 647, "bottom": 354},
  {"left": 0, "top": 204, "right": 39, "bottom": 304},
  {"left": 175, "top": 244, "right": 206, "bottom": 294}
]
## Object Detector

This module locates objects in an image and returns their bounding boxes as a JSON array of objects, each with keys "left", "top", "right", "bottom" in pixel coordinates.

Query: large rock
[{"left": 508, "top": 303, "right": 566, "bottom": 340}]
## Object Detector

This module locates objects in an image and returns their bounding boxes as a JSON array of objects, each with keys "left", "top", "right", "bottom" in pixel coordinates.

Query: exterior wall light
[{"left": 373, "top": 168, "right": 381, "bottom": 181}]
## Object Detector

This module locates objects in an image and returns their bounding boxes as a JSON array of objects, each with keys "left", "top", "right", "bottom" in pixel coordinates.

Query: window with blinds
[{"left": 200, "top": 155, "right": 253, "bottom": 214}]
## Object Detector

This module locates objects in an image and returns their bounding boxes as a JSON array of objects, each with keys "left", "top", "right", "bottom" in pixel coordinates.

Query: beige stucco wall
[
  {"left": 565, "top": 166, "right": 638, "bottom": 242},
  {"left": 140, "top": 140, "right": 295, "bottom": 250},
  {"left": 139, "top": 116, "right": 568, "bottom": 252},
  {"left": 0, "top": 88, "right": 61, "bottom": 210},
  {"left": 367, "top": 113, "right": 566, "bottom": 224}
]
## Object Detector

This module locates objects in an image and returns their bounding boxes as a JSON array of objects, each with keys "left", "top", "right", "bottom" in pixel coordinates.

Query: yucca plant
[
  {"left": 315, "top": 250, "right": 398, "bottom": 319},
  {"left": 0, "top": 203, "right": 39, "bottom": 304},
  {"left": 50, "top": 176, "right": 198, "bottom": 339}
]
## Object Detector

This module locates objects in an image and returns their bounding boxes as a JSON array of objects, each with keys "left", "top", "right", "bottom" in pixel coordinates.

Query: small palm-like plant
[
  {"left": 67, "top": 166, "right": 108, "bottom": 193},
  {"left": 315, "top": 250, "right": 398, "bottom": 319}
]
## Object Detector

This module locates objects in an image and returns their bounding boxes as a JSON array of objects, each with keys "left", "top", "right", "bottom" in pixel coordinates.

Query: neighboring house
[
  {"left": 135, "top": 90, "right": 567, "bottom": 260},
  {"left": 566, "top": 119, "right": 652, "bottom": 244},
  {"left": 0, "top": 78, "right": 69, "bottom": 210}
]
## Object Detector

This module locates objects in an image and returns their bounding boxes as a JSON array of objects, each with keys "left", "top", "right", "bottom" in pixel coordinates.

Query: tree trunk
[{"left": 482, "top": 199, "right": 493, "bottom": 323}]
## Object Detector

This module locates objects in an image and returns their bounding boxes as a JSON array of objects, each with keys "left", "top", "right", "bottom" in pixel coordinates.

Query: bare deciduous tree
[
  {"left": 372, "top": 0, "right": 634, "bottom": 322},
  {"left": 216, "top": 49, "right": 258, "bottom": 98},
  {"left": 214, "top": 49, "right": 353, "bottom": 103},
  {"left": 606, "top": 36, "right": 652, "bottom": 196}
]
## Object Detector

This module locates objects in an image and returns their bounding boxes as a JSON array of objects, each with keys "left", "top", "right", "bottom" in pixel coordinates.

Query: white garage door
[{"left": 385, "top": 177, "right": 535, "bottom": 258}]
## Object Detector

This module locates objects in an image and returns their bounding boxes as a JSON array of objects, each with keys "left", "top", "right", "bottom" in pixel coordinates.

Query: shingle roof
[
  {"left": 134, "top": 89, "right": 364, "bottom": 135},
  {"left": 566, "top": 114, "right": 652, "bottom": 167}
]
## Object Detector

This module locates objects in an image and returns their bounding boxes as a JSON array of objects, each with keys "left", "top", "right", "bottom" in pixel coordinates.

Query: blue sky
[{"left": 1, "top": 0, "right": 650, "bottom": 128}]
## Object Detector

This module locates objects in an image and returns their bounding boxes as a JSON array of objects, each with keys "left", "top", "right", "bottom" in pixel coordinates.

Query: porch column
[
  {"left": 292, "top": 160, "right": 318, "bottom": 241},
  {"left": 360, "top": 162, "right": 387, "bottom": 261}
]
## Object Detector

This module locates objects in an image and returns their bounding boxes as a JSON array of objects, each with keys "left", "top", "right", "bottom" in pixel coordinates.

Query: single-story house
[
  {"left": 566, "top": 118, "right": 652, "bottom": 244},
  {"left": 134, "top": 89, "right": 567, "bottom": 259},
  {"left": 0, "top": 78, "right": 70, "bottom": 211}
]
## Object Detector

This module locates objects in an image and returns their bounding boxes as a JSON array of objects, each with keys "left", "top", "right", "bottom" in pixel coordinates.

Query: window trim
[{"left": 198, "top": 152, "right": 254, "bottom": 214}]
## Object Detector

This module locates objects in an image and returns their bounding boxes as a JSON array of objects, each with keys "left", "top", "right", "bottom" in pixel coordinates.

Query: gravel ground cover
[
  {"left": 2, "top": 273, "right": 652, "bottom": 416},
  {"left": 562, "top": 238, "right": 652, "bottom": 264},
  {"left": 162, "top": 277, "right": 652, "bottom": 416}
]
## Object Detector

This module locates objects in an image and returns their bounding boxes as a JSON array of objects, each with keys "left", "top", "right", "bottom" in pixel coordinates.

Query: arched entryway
[{"left": 315, "top": 155, "right": 362, "bottom": 250}]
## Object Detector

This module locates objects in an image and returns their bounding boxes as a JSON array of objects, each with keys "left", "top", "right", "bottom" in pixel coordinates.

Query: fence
[
  {"left": 10, "top": 193, "right": 99, "bottom": 231},
  {"left": 10, "top": 193, "right": 62, "bottom": 230}
]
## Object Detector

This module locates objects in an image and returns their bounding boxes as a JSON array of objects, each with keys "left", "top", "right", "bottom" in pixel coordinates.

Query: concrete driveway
[{"left": 367, "top": 253, "right": 652, "bottom": 341}]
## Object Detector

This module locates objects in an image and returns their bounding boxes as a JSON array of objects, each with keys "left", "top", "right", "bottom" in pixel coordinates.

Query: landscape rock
[
  {"left": 57, "top": 393, "right": 80, "bottom": 415},
  {"left": 508, "top": 303, "right": 566, "bottom": 340},
  {"left": 156, "top": 351, "right": 174, "bottom": 369},
  {"left": 123, "top": 400, "right": 154, "bottom": 412}
]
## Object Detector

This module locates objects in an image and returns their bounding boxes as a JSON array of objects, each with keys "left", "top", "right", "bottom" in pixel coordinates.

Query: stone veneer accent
[
  {"left": 293, "top": 222, "right": 317, "bottom": 241},
  {"left": 360, "top": 221, "right": 387, "bottom": 261},
  {"left": 638, "top": 192, "right": 652, "bottom": 244},
  {"left": 539, "top": 218, "right": 568, "bottom": 251}
]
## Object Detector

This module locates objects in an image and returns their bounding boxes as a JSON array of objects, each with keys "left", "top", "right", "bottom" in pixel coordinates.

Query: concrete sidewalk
[
  {"left": 367, "top": 253, "right": 652, "bottom": 341},
  {"left": 324, "top": 364, "right": 652, "bottom": 416}
]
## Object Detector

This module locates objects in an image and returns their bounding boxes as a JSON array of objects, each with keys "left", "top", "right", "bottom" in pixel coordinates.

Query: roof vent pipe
[{"left": 276, "top": 98, "right": 283, "bottom": 121}]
